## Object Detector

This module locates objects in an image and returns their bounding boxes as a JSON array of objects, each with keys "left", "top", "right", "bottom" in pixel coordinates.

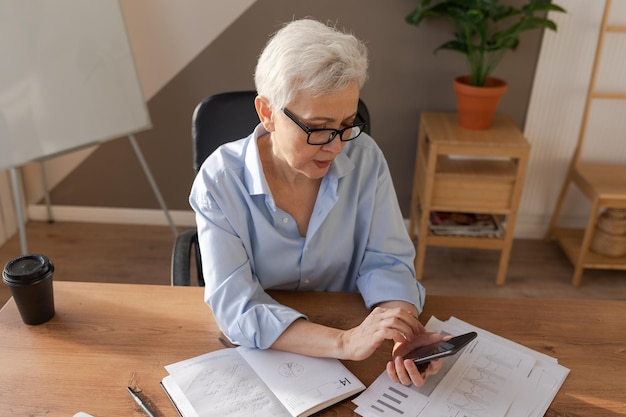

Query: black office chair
[{"left": 171, "top": 90, "right": 371, "bottom": 286}]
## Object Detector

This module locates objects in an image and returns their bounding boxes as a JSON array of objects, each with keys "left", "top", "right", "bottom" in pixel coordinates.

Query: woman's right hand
[{"left": 338, "top": 306, "right": 425, "bottom": 361}]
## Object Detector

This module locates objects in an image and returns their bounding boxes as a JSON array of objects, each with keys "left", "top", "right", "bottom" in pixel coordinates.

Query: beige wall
[
  {"left": 41, "top": 0, "right": 544, "bottom": 218},
  {"left": 2, "top": 1, "right": 622, "bottom": 246},
  {"left": 120, "top": 0, "right": 256, "bottom": 101}
]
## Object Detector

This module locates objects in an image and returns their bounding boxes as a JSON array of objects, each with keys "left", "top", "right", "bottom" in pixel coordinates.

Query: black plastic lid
[{"left": 2, "top": 254, "right": 54, "bottom": 284}]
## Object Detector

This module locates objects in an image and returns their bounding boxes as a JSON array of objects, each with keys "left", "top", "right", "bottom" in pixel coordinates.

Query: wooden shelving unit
[
  {"left": 552, "top": 227, "right": 626, "bottom": 270},
  {"left": 409, "top": 112, "right": 530, "bottom": 285},
  {"left": 545, "top": 0, "right": 626, "bottom": 286}
]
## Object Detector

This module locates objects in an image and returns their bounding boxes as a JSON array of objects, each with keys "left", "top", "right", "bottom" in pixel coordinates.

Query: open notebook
[{"left": 162, "top": 346, "right": 365, "bottom": 417}]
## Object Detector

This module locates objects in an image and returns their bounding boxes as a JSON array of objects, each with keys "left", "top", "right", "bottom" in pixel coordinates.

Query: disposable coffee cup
[{"left": 2, "top": 254, "right": 55, "bottom": 325}]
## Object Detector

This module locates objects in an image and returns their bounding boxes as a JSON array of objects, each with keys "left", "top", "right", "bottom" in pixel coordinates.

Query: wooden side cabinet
[{"left": 409, "top": 112, "right": 530, "bottom": 285}]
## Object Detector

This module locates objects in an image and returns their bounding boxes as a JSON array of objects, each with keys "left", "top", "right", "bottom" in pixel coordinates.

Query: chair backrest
[
  {"left": 191, "top": 90, "right": 371, "bottom": 172},
  {"left": 192, "top": 91, "right": 260, "bottom": 173}
]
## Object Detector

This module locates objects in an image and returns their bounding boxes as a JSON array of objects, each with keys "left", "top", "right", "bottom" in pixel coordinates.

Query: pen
[
  {"left": 127, "top": 386, "right": 157, "bottom": 417},
  {"left": 218, "top": 336, "right": 238, "bottom": 348}
]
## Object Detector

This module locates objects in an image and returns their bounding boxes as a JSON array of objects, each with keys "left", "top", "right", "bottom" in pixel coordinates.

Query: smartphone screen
[{"left": 404, "top": 331, "right": 477, "bottom": 370}]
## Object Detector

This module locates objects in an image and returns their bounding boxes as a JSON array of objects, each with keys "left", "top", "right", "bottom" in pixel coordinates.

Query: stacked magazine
[{"left": 429, "top": 211, "right": 504, "bottom": 237}]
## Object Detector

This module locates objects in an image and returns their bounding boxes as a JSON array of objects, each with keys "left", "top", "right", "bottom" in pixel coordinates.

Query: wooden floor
[{"left": 1, "top": 221, "right": 625, "bottom": 307}]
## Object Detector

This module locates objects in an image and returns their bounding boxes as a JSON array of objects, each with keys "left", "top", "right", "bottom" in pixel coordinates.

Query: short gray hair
[{"left": 254, "top": 19, "right": 369, "bottom": 110}]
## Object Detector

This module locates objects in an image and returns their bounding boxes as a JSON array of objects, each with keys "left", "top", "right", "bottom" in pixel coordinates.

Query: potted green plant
[{"left": 406, "top": 0, "right": 566, "bottom": 129}]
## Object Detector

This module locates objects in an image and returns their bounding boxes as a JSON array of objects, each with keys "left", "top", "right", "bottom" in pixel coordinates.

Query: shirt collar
[{"left": 244, "top": 124, "right": 271, "bottom": 197}]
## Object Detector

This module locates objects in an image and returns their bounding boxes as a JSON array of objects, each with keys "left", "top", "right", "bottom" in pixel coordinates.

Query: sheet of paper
[
  {"left": 422, "top": 334, "right": 536, "bottom": 416},
  {"left": 165, "top": 349, "right": 291, "bottom": 417},
  {"left": 162, "top": 376, "right": 201, "bottom": 417},
  {"left": 354, "top": 316, "right": 568, "bottom": 417},
  {"left": 443, "top": 317, "right": 570, "bottom": 417}
]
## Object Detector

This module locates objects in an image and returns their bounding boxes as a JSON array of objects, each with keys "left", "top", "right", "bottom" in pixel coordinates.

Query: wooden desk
[{"left": 1, "top": 282, "right": 625, "bottom": 417}]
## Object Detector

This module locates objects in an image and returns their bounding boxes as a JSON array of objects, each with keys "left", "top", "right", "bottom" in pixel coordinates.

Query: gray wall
[{"left": 49, "top": 0, "right": 544, "bottom": 216}]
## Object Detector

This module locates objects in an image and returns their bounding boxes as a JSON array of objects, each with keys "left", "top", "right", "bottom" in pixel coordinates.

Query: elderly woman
[{"left": 189, "top": 18, "right": 444, "bottom": 386}]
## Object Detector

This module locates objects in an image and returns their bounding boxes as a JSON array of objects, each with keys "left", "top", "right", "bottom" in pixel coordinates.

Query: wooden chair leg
[
  {"left": 572, "top": 199, "right": 601, "bottom": 287},
  {"left": 546, "top": 167, "right": 574, "bottom": 242},
  {"left": 572, "top": 265, "right": 585, "bottom": 288},
  {"left": 414, "top": 212, "right": 430, "bottom": 281},
  {"left": 496, "top": 239, "right": 514, "bottom": 286},
  {"left": 408, "top": 155, "right": 421, "bottom": 242}
]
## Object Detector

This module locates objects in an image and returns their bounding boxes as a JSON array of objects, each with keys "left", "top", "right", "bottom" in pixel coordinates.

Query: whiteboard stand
[
  {"left": 39, "top": 162, "right": 54, "bottom": 223},
  {"left": 1, "top": 0, "right": 172, "bottom": 254},
  {"left": 10, "top": 138, "right": 178, "bottom": 255},
  {"left": 9, "top": 168, "right": 28, "bottom": 255},
  {"left": 128, "top": 134, "right": 178, "bottom": 237}
]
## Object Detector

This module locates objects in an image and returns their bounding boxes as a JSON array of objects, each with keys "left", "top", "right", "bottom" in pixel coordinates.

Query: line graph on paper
[{"left": 443, "top": 344, "right": 523, "bottom": 417}]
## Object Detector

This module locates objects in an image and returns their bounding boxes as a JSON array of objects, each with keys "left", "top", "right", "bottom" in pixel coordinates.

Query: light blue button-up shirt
[{"left": 190, "top": 124, "right": 425, "bottom": 349}]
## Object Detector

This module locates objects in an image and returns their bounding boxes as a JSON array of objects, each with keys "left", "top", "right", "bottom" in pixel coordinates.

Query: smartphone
[{"left": 404, "top": 331, "right": 477, "bottom": 371}]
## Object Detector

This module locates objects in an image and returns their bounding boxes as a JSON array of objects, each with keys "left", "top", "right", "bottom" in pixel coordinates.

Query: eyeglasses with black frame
[{"left": 282, "top": 108, "right": 368, "bottom": 145}]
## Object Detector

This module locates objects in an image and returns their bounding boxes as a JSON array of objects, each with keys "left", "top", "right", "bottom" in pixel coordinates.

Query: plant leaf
[{"left": 404, "top": 0, "right": 566, "bottom": 86}]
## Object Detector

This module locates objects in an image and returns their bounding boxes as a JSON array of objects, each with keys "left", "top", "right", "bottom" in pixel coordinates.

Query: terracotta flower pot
[{"left": 453, "top": 76, "right": 508, "bottom": 130}]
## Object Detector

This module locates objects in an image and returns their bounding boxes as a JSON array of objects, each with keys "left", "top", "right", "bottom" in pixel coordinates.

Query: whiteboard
[{"left": 0, "top": 0, "right": 151, "bottom": 171}]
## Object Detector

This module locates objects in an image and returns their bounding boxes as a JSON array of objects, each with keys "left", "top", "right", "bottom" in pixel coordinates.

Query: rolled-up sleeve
[{"left": 191, "top": 175, "right": 306, "bottom": 349}]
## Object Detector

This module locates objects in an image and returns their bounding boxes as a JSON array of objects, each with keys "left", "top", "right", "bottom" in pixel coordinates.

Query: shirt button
[{"left": 282, "top": 217, "right": 289, "bottom": 224}]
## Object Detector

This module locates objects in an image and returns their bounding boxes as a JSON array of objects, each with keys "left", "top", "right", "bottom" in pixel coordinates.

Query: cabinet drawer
[{"left": 431, "top": 177, "right": 514, "bottom": 210}]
